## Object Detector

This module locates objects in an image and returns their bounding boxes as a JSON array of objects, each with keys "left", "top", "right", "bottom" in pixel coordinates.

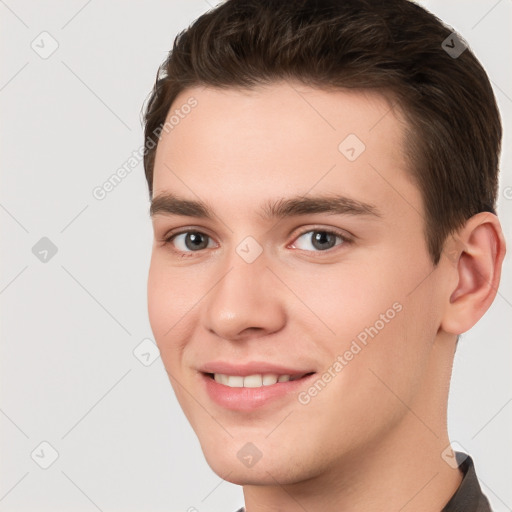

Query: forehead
[{"left": 152, "top": 82, "right": 419, "bottom": 221}]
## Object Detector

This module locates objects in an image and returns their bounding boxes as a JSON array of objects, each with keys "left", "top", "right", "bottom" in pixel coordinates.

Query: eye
[
  {"left": 165, "top": 231, "right": 216, "bottom": 252},
  {"left": 291, "top": 229, "right": 349, "bottom": 252}
]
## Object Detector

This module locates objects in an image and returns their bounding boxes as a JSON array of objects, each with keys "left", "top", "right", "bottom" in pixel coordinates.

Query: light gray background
[{"left": 1, "top": 1, "right": 510, "bottom": 511}]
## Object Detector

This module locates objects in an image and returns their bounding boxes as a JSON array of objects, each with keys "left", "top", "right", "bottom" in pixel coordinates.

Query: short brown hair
[{"left": 142, "top": 0, "right": 502, "bottom": 264}]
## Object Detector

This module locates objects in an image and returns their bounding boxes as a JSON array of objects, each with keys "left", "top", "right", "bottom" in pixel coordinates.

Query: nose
[{"left": 200, "top": 249, "right": 287, "bottom": 341}]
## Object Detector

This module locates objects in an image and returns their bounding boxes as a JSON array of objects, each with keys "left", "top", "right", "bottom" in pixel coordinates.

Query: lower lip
[{"left": 201, "top": 373, "right": 316, "bottom": 411}]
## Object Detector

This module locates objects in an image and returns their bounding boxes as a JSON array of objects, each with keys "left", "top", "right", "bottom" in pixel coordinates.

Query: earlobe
[{"left": 440, "top": 212, "right": 506, "bottom": 335}]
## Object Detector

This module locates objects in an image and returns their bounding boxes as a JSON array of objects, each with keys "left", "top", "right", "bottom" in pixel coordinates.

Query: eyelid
[
  {"left": 290, "top": 225, "right": 354, "bottom": 242},
  {"left": 162, "top": 226, "right": 212, "bottom": 242}
]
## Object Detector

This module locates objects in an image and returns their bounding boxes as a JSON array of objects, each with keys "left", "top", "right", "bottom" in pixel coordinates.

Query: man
[{"left": 142, "top": 0, "right": 506, "bottom": 510}]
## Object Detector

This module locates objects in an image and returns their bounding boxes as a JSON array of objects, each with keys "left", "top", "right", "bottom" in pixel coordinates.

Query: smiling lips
[{"left": 199, "top": 362, "right": 316, "bottom": 410}]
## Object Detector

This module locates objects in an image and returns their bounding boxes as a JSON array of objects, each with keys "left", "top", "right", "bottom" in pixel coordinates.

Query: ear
[{"left": 440, "top": 212, "right": 506, "bottom": 335}]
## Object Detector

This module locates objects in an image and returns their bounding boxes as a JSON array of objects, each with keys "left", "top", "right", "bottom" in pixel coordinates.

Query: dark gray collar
[{"left": 441, "top": 452, "right": 491, "bottom": 512}]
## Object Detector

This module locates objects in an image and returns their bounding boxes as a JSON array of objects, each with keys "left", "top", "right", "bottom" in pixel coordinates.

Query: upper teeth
[{"left": 213, "top": 373, "right": 304, "bottom": 388}]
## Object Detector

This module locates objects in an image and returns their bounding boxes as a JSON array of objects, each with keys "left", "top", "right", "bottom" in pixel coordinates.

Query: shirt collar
[{"left": 441, "top": 452, "right": 491, "bottom": 512}]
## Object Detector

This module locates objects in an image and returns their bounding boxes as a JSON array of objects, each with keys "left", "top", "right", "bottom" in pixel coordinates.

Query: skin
[{"left": 147, "top": 82, "right": 505, "bottom": 512}]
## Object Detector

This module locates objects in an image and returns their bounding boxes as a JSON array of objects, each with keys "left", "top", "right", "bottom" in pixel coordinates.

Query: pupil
[{"left": 313, "top": 231, "right": 335, "bottom": 250}]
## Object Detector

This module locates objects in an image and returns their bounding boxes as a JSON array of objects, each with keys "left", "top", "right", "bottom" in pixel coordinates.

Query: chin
[
  {"left": 205, "top": 457, "right": 296, "bottom": 486},
  {"left": 199, "top": 439, "right": 318, "bottom": 486}
]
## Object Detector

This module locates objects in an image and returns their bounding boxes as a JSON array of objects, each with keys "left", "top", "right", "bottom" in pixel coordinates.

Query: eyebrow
[{"left": 150, "top": 192, "right": 382, "bottom": 220}]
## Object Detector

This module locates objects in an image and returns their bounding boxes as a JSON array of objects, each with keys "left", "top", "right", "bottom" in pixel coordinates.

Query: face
[{"left": 147, "top": 82, "right": 450, "bottom": 485}]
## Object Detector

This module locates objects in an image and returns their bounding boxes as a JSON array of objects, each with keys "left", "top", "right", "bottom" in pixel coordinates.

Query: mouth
[
  {"left": 200, "top": 368, "right": 317, "bottom": 411},
  {"left": 204, "top": 372, "right": 315, "bottom": 388}
]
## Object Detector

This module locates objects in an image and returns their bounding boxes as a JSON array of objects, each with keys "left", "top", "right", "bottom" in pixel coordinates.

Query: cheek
[
  {"left": 289, "top": 252, "right": 437, "bottom": 400},
  {"left": 322, "top": 273, "right": 439, "bottom": 420},
  {"left": 147, "top": 257, "right": 198, "bottom": 411},
  {"left": 147, "top": 256, "right": 192, "bottom": 360},
  {"left": 283, "top": 256, "right": 405, "bottom": 344},
  {"left": 147, "top": 258, "right": 171, "bottom": 340}
]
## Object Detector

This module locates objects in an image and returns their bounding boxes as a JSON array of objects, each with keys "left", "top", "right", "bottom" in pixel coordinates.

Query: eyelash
[{"left": 161, "top": 227, "right": 353, "bottom": 257}]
